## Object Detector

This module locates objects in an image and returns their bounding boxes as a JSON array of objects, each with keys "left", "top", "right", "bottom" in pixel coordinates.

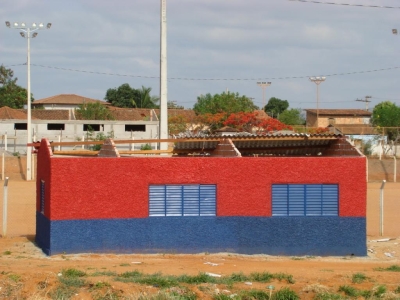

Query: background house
[
  {"left": 305, "top": 109, "right": 372, "bottom": 129},
  {"left": 31, "top": 94, "right": 109, "bottom": 110}
]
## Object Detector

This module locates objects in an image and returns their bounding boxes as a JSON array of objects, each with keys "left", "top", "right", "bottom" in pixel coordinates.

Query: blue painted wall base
[{"left": 36, "top": 212, "right": 366, "bottom": 256}]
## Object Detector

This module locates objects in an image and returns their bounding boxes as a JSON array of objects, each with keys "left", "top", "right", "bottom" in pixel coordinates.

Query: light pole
[
  {"left": 309, "top": 76, "right": 326, "bottom": 127},
  {"left": 256, "top": 81, "right": 271, "bottom": 111},
  {"left": 5, "top": 21, "right": 51, "bottom": 181}
]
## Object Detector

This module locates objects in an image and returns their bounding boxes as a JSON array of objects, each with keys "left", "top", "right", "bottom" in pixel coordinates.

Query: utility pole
[
  {"left": 256, "top": 82, "right": 271, "bottom": 110},
  {"left": 356, "top": 96, "right": 371, "bottom": 111}
]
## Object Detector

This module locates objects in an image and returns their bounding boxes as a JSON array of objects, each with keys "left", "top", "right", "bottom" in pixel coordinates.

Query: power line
[
  {"left": 7, "top": 63, "right": 400, "bottom": 82},
  {"left": 288, "top": 0, "right": 400, "bottom": 9}
]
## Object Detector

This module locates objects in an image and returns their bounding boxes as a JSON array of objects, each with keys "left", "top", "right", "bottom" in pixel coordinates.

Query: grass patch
[
  {"left": 373, "top": 285, "right": 387, "bottom": 297},
  {"left": 352, "top": 272, "right": 368, "bottom": 283},
  {"left": 3, "top": 250, "right": 11, "bottom": 255},
  {"left": 8, "top": 274, "right": 21, "bottom": 282},
  {"left": 62, "top": 268, "right": 86, "bottom": 278},
  {"left": 375, "top": 265, "right": 400, "bottom": 272},
  {"left": 338, "top": 285, "right": 359, "bottom": 297},
  {"left": 314, "top": 293, "right": 347, "bottom": 300},
  {"left": 395, "top": 286, "right": 400, "bottom": 294},
  {"left": 272, "top": 287, "right": 300, "bottom": 299},
  {"left": 91, "top": 270, "right": 118, "bottom": 277},
  {"left": 238, "top": 289, "right": 269, "bottom": 299},
  {"left": 59, "top": 277, "right": 87, "bottom": 288}
]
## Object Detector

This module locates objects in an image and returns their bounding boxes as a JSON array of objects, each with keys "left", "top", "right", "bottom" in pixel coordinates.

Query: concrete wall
[
  {"left": 35, "top": 139, "right": 367, "bottom": 256},
  {"left": 0, "top": 120, "right": 159, "bottom": 152}
]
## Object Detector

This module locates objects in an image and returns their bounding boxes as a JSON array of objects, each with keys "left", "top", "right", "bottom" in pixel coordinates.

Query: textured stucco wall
[{"left": 35, "top": 139, "right": 367, "bottom": 256}]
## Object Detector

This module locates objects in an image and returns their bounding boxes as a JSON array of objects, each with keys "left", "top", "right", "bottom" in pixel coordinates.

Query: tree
[
  {"left": 75, "top": 102, "right": 115, "bottom": 120},
  {"left": 224, "top": 111, "right": 292, "bottom": 134},
  {"left": 193, "top": 91, "right": 258, "bottom": 115},
  {"left": 278, "top": 108, "right": 305, "bottom": 125},
  {"left": 264, "top": 97, "right": 289, "bottom": 117},
  {"left": 371, "top": 101, "right": 400, "bottom": 141},
  {"left": 104, "top": 83, "right": 141, "bottom": 108},
  {"left": 0, "top": 65, "right": 32, "bottom": 109},
  {"left": 136, "top": 86, "right": 159, "bottom": 108}
]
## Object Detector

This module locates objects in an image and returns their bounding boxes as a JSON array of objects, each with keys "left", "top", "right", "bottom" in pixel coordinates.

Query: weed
[
  {"left": 249, "top": 271, "right": 274, "bottom": 282},
  {"left": 91, "top": 270, "right": 118, "bottom": 277},
  {"left": 272, "top": 287, "right": 300, "bottom": 300},
  {"left": 314, "top": 292, "right": 346, "bottom": 300},
  {"left": 338, "top": 285, "right": 358, "bottom": 297},
  {"left": 352, "top": 272, "right": 368, "bottom": 283},
  {"left": 3, "top": 250, "right": 11, "bottom": 255},
  {"left": 238, "top": 289, "right": 269, "bottom": 299},
  {"left": 119, "top": 263, "right": 130, "bottom": 267},
  {"left": 59, "top": 276, "right": 87, "bottom": 288},
  {"left": 213, "top": 295, "right": 231, "bottom": 300},
  {"left": 8, "top": 274, "right": 21, "bottom": 282},
  {"left": 50, "top": 284, "right": 77, "bottom": 300},
  {"left": 228, "top": 272, "right": 249, "bottom": 282},
  {"left": 375, "top": 265, "right": 400, "bottom": 272},
  {"left": 274, "top": 272, "right": 295, "bottom": 284},
  {"left": 291, "top": 256, "right": 304, "bottom": 260},
  {"left": 373, "top": 285, "right": 387, "bottom": 297},
  {"left": 395, "top": 286, "right": 400, "bottom": 294},
  {"left": 62, "top": 268, "right": 86, "bottom": 278},
  {"left": 177, "top": 273, "right": 216, "bottom": 284}
]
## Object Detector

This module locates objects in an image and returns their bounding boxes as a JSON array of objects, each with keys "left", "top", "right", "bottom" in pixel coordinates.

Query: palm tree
[{"left": 138, "top": 86, "right": 159, "bottom": 108}]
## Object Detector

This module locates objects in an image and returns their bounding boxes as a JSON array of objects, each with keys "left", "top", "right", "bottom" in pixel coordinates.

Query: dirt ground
[{"left": 0, "top": 166, "right": 400, "bottom": 299}]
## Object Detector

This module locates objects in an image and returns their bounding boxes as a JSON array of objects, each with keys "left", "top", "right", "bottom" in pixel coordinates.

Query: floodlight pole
[
  {"left": 309, "top": 76, "right": 326, "bottom": 127},
  {"left": 256, "top": 81, "right": 271, "bottom": 111},
  {"left": 159, "top": 0, "right": 168, "bottom": 152},
  {"left": 5, "top": 21, "right": 51, "bottom": 180}
]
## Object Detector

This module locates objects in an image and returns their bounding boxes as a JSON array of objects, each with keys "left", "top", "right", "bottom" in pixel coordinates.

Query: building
[
  {"left": 35, "top": 134, "right": 367, "bottom": 256},
  {"left": 31, "top": 94, "right": 109, "bottom": 110},
  {"left": 305, "top": 109, "right": 372, "bottom": 129}
]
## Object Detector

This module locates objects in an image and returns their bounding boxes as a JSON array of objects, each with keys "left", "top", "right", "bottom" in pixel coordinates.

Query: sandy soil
[{"left": 0, "top": 173, "right": 399, "bottom": 299}]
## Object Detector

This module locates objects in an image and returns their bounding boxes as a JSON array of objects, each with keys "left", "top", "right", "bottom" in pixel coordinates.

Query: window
[
  {"left": 40, "top": 180, "right": 45, "bottom": 214},
  {"left": 83, "top": 124, "right": 101, "bottom": 131},
  {"left": 14, "top": 123, "right": 27, "bottom": 130},
  {"left": 149, "top": 184, "right": 216, "bottom": 217},
  {"left": 47, "top": 123, "right": 65, "bottom": 130},
  {"left": 125, "top": 124, "right": 146, "bottom": 132},
  {"left": 272, "top": 184, "right": 338, "bottom": 216}
]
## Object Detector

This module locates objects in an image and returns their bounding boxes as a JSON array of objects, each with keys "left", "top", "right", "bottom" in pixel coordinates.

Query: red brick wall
[{"left": 36, "top": 141, "right": 366, "bottom": 221}]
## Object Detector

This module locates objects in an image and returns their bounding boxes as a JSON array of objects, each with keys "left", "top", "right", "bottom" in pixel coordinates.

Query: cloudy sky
[{"left": 1, "top": 0, "right": 399, "bottom": 111}]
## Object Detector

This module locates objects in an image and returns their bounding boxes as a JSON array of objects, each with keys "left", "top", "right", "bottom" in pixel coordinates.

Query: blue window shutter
[
  {"left": 305, "top": 185, "right": 322, "bottom": 216},
  {"left": 149, "top": 185, "right": 166, "bottom": 216},
  {"left": 288, "top": 185, "right": 305, "bottom": 216},
  {"left": 183, "top": 185, "right": 200, "bottom": 216},
  {"left": 322, "top": 185, "right": 338, "bottom": 216},
  {"left": 199, "top": 185, "right": 216, "bottom": 216},
  {"left": 165, "top": 185, "right": 183, "bottom": 216},
  {"left": 272, "top": 185, "right": 288, "bottom": 216}
]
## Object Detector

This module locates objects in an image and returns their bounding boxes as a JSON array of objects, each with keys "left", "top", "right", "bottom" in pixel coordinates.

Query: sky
[{"left": 1, "top": 0, "right": 399, "bottom": 111}]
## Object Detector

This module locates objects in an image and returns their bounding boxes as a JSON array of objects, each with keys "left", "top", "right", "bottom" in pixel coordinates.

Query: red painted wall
[{"left": 37, "top": 142, "right": 366, "bottom": 220}]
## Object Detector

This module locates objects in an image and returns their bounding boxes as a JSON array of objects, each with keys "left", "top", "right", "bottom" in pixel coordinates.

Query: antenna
[{"left": 355, "top": 96, "right": 371, "bottom": 111}]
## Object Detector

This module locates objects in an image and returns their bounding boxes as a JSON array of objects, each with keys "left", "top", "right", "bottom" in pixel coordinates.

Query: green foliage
[
  {"left": 249, "top": 272, "right": 274, "bottom": 282},
  {"left": 338, "top": 285, "right": 358, "bottom": 297},
  {"left": 62, "top": 268, "right": 87, "bottom": 278},
  {"left": 264, "top": 97, "right": 289, "bottom": 117},
  {"left": 278, "top": 108, "right": 305, "bottom": 125},
  {"left": 85, "top": 129, "right": 114, "bottom": 151},
  {"left": 3, "top": 250, "right": 11, "bottom": 255},
  {"left": 272, "top": 287, "right": 299, "bottom": 300},
  {"left": 239, "top": 289, "right": 269, "bottom": 299},
  {"left": 104, "top": 83, "right": 158, "bottom": 108},
  {"left": 373, "top": 285, "right": 387, "bottom": 297},
  {"left": 0, "top": 65, "right": 32, "bottom": 109},
  {"left": 140, "top": 143, "right": 152, "bottom": 150},
  {"left": 76, "top": 102, "right": 115, "bottom": 120},
  {"left": 360, "top": 140, "right": 373, "bottom": 156},
  {"left": 351, "top": 272, "right": 367, "bottom": 283},
  {"left": 59, "top": 277, "right": 87, "bottom": 287},
  {"left": 375, "top": 265, "right": 400, "bottom": 272},
  {"left": 371, "top": 101, "right": 400, "bottom": 141},
  {"left": 193, "top": 91, "right": 258, "bottom": 115},
  {"left": 395, "top": 286, "right": 400, "bottom": 293},
  {"left": 314, "top": 292, "right": 346, "bottom": 300}
]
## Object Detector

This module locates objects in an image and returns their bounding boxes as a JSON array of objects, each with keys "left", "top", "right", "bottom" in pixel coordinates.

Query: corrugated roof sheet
[{"left": 173, "top": 133, "right": 360, "bottom": 157}]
